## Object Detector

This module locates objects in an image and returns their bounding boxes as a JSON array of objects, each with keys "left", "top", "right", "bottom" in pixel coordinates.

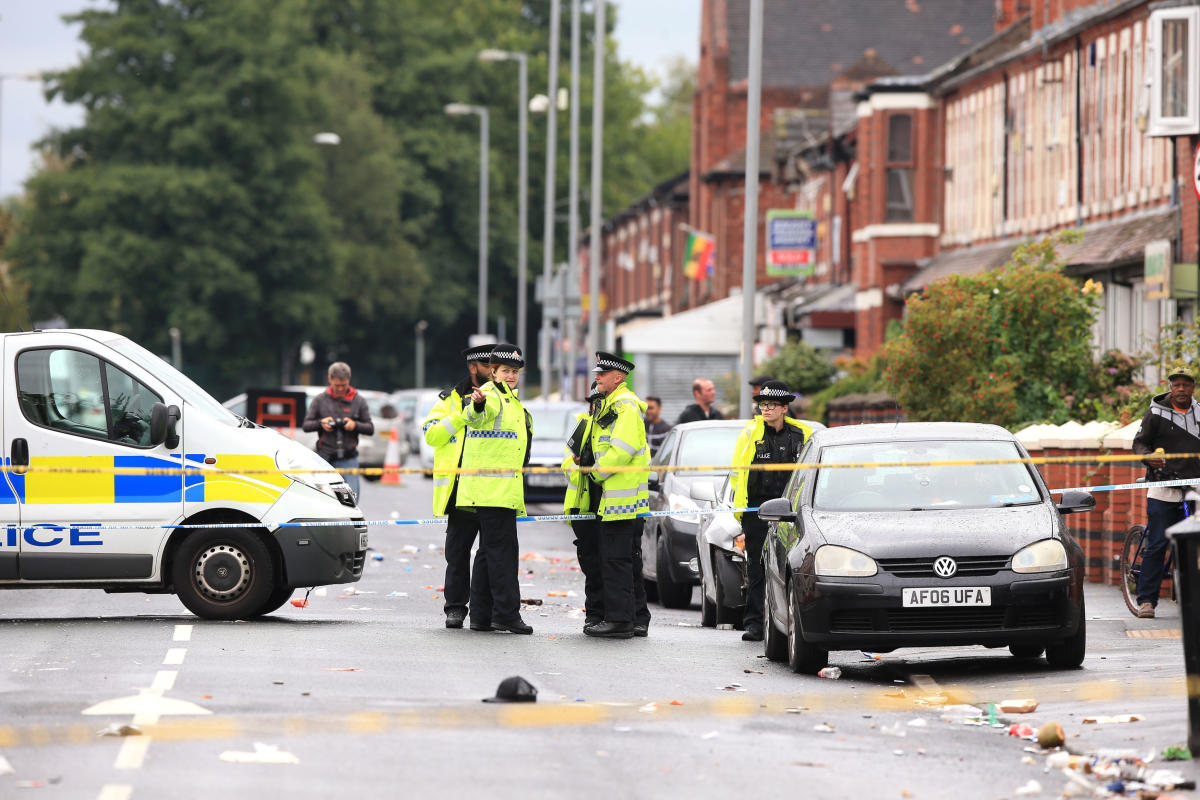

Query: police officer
[
  {"left": 459, "top": 344, "right": 534, "bottom": 635},
  {"left": 730, "top": 380, "right": 813, "bottom": 642},
  {"left": 422, "top": 345, "right": 493, "bottom": 629},
  {"left": 563, "top": 382, "right": 606, "bottom": 629},
  {"left": 583, "top": 352, "right": 651, "bottom": 639}
]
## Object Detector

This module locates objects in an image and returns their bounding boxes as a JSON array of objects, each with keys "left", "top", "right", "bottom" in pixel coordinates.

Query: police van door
[{"left": 5, "top": 336, "right": 185, "bottom": 582}]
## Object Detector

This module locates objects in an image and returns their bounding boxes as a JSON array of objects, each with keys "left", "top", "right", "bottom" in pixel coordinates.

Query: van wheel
[
  {"left": 252, "top": 583, "right": 295, "bottom": 617},
  {"left": 172, "top": 530, "right": 275, "bottom": 620}
]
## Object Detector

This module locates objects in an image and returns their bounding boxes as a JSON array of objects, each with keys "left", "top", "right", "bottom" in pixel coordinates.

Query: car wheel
[
  {"left": 1008, "top": 643, "right": 1045, "bottom": 659},
  {"left": 1044, "top": 597, "right": 1086, "bottom": 669},
  {"left": 786, "top": 581, "right": 828, "bottom": 674},
  {"left": 763, "top": 577, "right": 787, "bottom": 662},
  {"left": 172, "top": 530, "right": 276, "bottom": 621},
  {"left": 700, "top": 578, "right": 717, "bottom": 627},
  {"left": 656, "top": 534, "right": 693, "bottom": 609},
  {"left": 252, "top": 583, "right": 295, "bottom": 617},
  {"left": 713, "top": 552, "right": 741, "bottom": 626}
]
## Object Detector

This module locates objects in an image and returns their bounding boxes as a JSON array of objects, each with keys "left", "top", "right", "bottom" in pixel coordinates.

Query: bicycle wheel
[{"left": 1120, "top": 525, "right": 1146, "bottom": 617}]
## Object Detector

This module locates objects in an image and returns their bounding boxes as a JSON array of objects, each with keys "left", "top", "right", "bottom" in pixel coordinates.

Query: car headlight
[
  {"left": 814, "top": 544, "right": 878, "bottom": 577},
  {"left": 669, "top": 492, "right": 702, "bottom": 523},
  {"left": 275, "top": 445, "right": 341, "bottom": 497},
  {"left": 1012, "top": 539, "right": 1068, "bottom": 573}
]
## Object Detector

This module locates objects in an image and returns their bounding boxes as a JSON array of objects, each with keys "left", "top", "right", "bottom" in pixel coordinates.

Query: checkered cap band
[{"left": 757, "top": 386, "right": 791, "bottom": 398}]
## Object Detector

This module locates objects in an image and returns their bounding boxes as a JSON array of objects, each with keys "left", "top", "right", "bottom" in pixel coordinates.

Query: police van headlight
[
  {"left": 1012, "top": 539, "right": 1068, "bottom": 573},
  {"left": 275, "top": 445, "right": 340, "bottom": 497}
]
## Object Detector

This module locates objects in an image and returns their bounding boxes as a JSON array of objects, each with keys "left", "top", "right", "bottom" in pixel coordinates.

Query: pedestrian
[
  {"left": 301, "top": 361, "right": 374, "bottom": 500},
  {"left": 563, "top": 381, "right": 607, "bottom": 629},
  {"left": 421, "top": 344, "right": 493, "bottom": 629},
  {"left": 730, "top": 380, "right": 813, "bottom": 641},
  {"left": 458, "top": 344, "right": 534, "bottom": 635},
  {"left": 582, "top": 351, "right": 651, "bottom": 639},
  {"left": 1131, "top": 365, "right": 1200, "bottom": 618},
  {"left": 644, "top": 396, "right": 672, "bottom": 457},
  {"left": 676, "top": 378, "right": 723, "bottom": 424}
]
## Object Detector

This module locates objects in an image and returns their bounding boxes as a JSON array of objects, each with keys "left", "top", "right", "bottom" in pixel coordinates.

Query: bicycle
[{"left": 1120, "top": 488, "right": 1190, "bottom": 616}]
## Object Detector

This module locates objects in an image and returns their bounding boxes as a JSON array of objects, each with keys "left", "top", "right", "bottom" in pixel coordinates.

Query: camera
[{"left": 328, "top": 417, "right": 347, "bottom": 429}]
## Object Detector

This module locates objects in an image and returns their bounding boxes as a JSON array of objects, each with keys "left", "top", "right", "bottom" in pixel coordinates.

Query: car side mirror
[
  {"left": 690, "top": 480, "right": 716, "bottom": 504},
  {"left": 1055, "top": 489, "right": 1095, "bottom": 514},
  {"left": 151, "top": 403, "right": 181, "bottom": 449},
  {"left": 757, "top": 497, "right": 796, "bottom": 522}
]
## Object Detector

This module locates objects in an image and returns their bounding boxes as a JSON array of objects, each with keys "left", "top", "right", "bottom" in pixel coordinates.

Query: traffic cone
[{"left": 382, "top": 427, "right": 403, "bottom": 486}]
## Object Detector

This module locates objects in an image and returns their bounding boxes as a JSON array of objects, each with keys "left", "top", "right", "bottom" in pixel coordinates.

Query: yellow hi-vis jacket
[
  {"left": 456, "top": 380, "right": 531, "bottom": 514},
  {"left": 422, "top": 384, "right": 470, "bottom": 516},
  {"left": 561, "top": 412, "right": 593, "bottom": 514},
  {"left": 731, "top": 415, "right": 814, "bottom": 520},
  {"left": 588, "top": 385, "right": 649, "bottom": 521}
]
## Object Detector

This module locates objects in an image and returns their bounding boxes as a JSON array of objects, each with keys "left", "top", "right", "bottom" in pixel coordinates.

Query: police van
[{"left": 0, "top": 329, "right": 366, "bottom": 619}]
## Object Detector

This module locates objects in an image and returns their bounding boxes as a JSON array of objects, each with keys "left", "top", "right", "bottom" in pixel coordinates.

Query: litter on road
[{"left": 219, "top": 743, "right": 300, "bottom": 765}]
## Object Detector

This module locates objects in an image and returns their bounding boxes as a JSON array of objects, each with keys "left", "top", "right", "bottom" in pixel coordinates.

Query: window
[
  {"left": 1148, "top": 7, "right": 1199, "bottom": 136},
  {"left": 16, "top": 348, "right": 162, "bottom": 447},
  {"left": 885, "top": 113, "right": 915, "bottom": 221}
]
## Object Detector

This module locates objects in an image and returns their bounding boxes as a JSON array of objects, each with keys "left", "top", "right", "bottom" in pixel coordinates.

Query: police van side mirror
[{"left": 150, "top": 403, "right": 181, "bottom": 449}]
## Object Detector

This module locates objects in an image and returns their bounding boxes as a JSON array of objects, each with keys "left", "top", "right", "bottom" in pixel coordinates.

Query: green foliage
[
  {"left": 3, "top": 0, "right": 692, "bottom": 396},
  {"left": 805, "top": 356, "right": 885, "bottom": 424},
  {"left": 755, "top": 339, "right": 837, "bottom": 395},
  {"left": 880, "top": 230, "right": 1104, "bottom": 427}
]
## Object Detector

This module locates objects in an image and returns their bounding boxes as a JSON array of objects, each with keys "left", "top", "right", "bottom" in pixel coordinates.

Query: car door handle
[{"left": 10, "top": 438, "right": 28, "bottom": 473}]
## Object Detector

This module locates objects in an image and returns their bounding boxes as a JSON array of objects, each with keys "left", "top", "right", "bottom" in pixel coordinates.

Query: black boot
[
  {"left": 585, "top": 621, "right": 635, "bottom": 639},
  {"left": 493, "top": 617, "right": 533, "bottom": 635},
  {"left": 445, "top": 609, "right": 466, "bottom": 629}
]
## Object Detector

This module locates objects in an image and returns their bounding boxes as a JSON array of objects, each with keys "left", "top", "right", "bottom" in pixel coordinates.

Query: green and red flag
[{"left": 682, "top": 231, "right": 715, "bottom": 280}]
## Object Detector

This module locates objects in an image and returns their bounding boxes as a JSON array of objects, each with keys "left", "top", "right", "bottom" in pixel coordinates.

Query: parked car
[
  {"left": 223, "top": 386, "right": 406, "bottom": 479},
  {"left": 393, "top": 388, "right": 447, "bottom": 476},
  {"left": 757, "top": 422, "right": 1092, "bottom": 674},
  {"left": 642, "top": 420, "right": 745, "bottom": 609},
  {"left": 523, "top": 399, "right": 589, "bottom": 503}
]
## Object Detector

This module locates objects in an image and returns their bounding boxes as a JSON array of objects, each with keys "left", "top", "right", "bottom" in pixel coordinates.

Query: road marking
[
  {"left": 113, "top": 736, "right": 151, "bottom": 770},
  {"left": 1127, "top": 628, "right": 1181, "bottom": 638},
  {"left": 173, "top": 625, "right": 193, "bottom": 642},
  {"left": 82, "top": 692, "right": 210, "bottom": 718},
  {"left": 151, "top": 671, "right": 177, "bottom": 693},
  {"left": 163, "top": 648, "right": 186, "bottom": 666},
  {"left": 97, "top": 785, "right": 132, "bottom": 800}
]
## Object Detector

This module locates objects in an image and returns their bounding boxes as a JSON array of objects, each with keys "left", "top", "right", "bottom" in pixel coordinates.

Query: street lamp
[
  {"left": 478, "top": 48, "right": 529, "bottom": 390},
  {"left": 0, "top": 72, "right": 42, "bottom": 197},
  {"left": 445, "top": 102, "right": 490, "bottom": 337}
]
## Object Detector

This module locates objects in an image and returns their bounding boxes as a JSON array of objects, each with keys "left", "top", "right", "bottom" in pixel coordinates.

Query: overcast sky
[{"left": 0, "top": 0, "right": 699, "bottom": 199}]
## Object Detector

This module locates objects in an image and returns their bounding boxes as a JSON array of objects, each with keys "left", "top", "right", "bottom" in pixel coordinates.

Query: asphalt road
[{"left": 2, "top": 475, "right": 1199, "bottom": 799}]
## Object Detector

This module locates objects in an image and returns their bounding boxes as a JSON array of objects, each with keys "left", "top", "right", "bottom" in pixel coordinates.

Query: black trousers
[
  {"left": 740, "top": 511, "right": 768, "bottom": 630},
  {"left": 443, "top": 506, "right": 481, "bottom": 615},
  {"left": 599, "top": 519, "right": 637, "bottom": 624},
  {"left": 468, "top": 506, "right": 521, "bottom": 625},
  {"left": 574, "top": 518, "right": 651, "bottom": 627}
]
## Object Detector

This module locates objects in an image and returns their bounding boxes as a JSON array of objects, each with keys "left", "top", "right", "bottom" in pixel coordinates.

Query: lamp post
[
  {"left": 444, "top": 103, "right": 490, "bottom": 337},
  {"left": 566, "top": 0, "right": 581, "bottom": 398},
  {"left": 414, "top": 320, "right": 428, "bottom": 388},
  {"left": 541, "top": 0, "right": 561, "bottom": 398},
  {"left": 0, "top": 72, "right": 42, "bottom": 197},
  {"left": 587, "top": 0, "right": 606, "bottom": 366},
  {"left": 477, "top": 48, "right": 529, "bottom": 391}
]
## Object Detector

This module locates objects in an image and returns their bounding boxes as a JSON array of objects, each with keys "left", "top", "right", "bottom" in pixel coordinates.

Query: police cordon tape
[{"left": 2, "top": 449, "right": 1199, "bottom": 477}]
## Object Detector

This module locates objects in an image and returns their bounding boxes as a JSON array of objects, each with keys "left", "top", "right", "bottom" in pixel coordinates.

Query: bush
[{"left": 754, "top": 339, "right": 837, "bottom": 396}]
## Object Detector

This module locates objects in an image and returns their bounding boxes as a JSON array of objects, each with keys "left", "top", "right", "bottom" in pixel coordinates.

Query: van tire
[
  {"left": 172, "top": 530, "right": 276, "bottom": 620},
  {"left": 252, "top": 583, "right": 295, "bottom": 617}
]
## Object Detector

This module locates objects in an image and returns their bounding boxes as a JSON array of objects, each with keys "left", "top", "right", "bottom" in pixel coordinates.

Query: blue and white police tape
[{"left": 1049, "top": 476, "right": 1200, "bottom": 494}]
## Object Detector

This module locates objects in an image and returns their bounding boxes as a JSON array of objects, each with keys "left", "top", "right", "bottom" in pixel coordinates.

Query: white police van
[{"left": 0, "top": 329, "right": 366, "bottom": 619}]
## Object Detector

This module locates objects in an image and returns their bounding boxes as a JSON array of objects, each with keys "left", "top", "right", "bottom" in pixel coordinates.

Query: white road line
[
  {"left": 150, "top": 671, "right": 177, "bottom": 693},
  {"left": 97, "top": 785, "right": 133, "bottom": 800},
  {"left": 163, "top": 648, "right": 186, "bottom": 666},
  {"left": 173, "top": 624, "right": 193, "bottom": 642},
  {"left": 114, "top": 736, "right": 151, "bottom": 770}
]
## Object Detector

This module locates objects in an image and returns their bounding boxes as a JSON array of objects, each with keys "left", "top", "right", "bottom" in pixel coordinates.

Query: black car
[
  {"left": 757, "top": 422, "right": 1092, "bottom": 674},
  {"left": 522, "top": 400, "right": 589, "bottom": 502},
  {"left": 643, "top": 420, "right": 745, "bottom": 608}
]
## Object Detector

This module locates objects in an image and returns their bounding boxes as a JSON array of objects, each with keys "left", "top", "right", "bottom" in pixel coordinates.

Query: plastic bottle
[{"left": 817, "top": 666, "right": 842, "bottom": 679}]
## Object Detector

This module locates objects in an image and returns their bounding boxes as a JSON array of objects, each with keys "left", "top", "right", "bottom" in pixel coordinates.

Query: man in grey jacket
[{"left": 301, "top": 362, "right": 374, "bottom": 498}]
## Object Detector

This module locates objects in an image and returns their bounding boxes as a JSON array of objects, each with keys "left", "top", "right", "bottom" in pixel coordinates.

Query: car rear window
[
  {"left": 676, "top": 427, "right": 741, "bottom": 475},
  {"left": 814, "top": 440, "right": 1041, "bottom": 511}
]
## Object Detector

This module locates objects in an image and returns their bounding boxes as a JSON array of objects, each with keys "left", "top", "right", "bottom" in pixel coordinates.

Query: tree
[
  {"left": 755, "top": 339, "right": 837, "bottom": 395},
  {"left": 881, "top": 231, "right": 1101, "bottom": 427}
]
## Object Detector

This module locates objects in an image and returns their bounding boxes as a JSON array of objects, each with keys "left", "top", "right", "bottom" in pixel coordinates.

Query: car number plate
[
  {"left": 359, "top": 532, "right": 369, "bottom": 550},
  {"left": 902, "top": 587, "right": 990, "bottom": 607}
]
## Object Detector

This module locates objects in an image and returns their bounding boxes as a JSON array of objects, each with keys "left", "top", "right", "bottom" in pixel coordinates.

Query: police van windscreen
[{"left": 106, "top": 337, "right": 241, "bottom": 425}]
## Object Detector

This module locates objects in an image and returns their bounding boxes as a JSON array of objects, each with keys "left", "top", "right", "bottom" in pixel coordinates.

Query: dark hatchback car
[
  {"left": 522, "top": 400, "right": 589, "bottom": 503},
  {"left": 757, "top": 422, "right": 1093, "bottom": 674},
  {"left": 643, "top": 420, "right": 745, "bottom": 608}
]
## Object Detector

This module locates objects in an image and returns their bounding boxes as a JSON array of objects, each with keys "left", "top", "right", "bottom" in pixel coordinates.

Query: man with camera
[{"left": 302, "top": 361, "right": 374, "bottom": 499}]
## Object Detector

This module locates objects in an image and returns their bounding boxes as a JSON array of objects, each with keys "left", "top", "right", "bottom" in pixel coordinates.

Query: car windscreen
[
  {"left": 529, "top": 405, "right": 586, "bottom": 440},
  {"left": 675, "top": 427, "right": 741, "bottom": 475},
  {"left": 813, "top": 439, "right": 1041, "bottom": 511},
  {"left": 107, "top": 337, "right": 240, "bottom": 426}
]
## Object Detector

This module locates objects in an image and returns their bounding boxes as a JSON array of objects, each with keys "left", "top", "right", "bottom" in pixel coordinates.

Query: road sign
[{"left": 766, "top": 210, "right": 817, "bottom": 277}]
